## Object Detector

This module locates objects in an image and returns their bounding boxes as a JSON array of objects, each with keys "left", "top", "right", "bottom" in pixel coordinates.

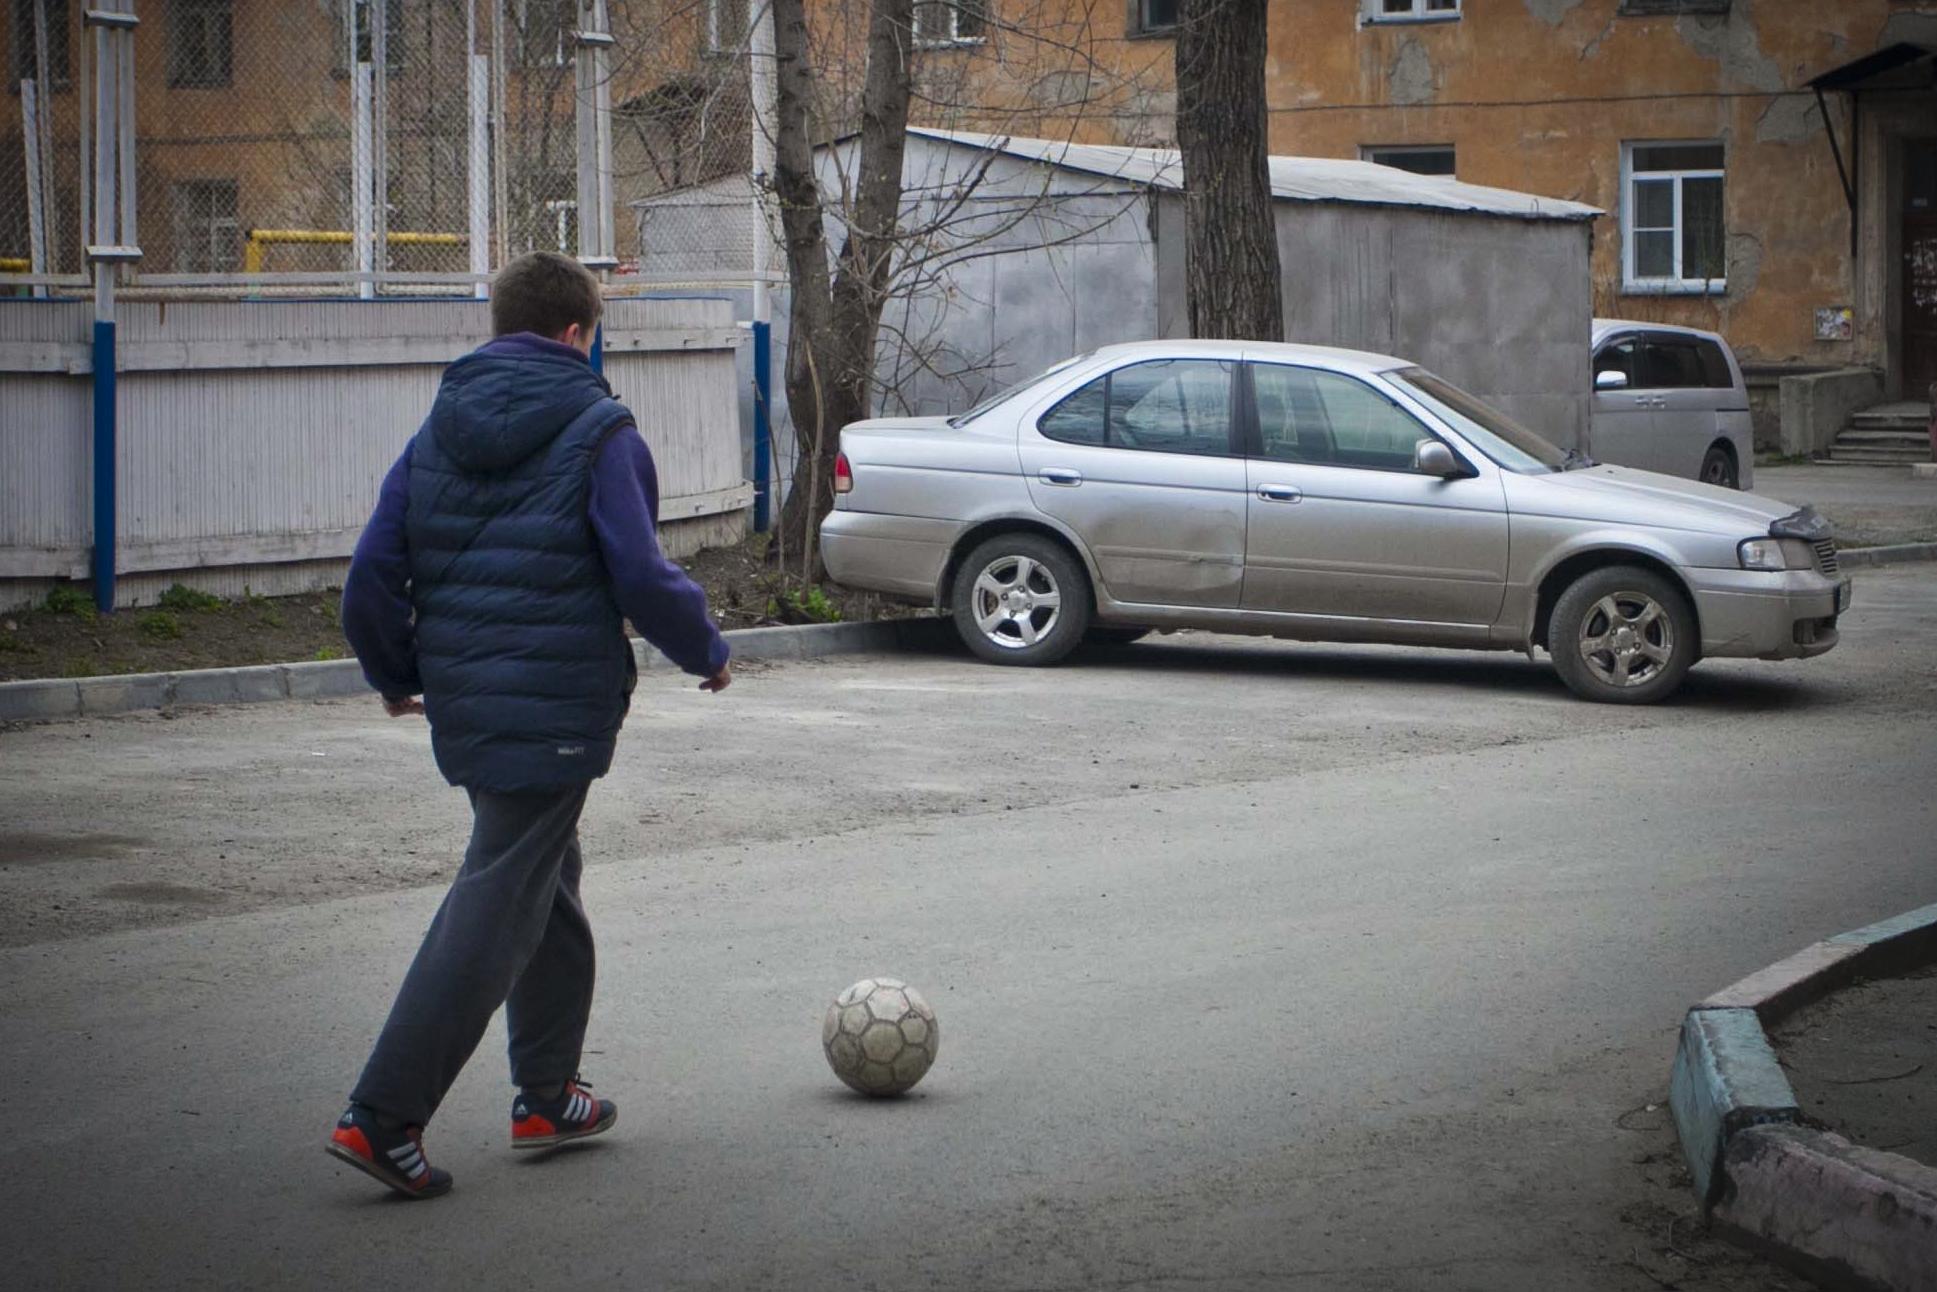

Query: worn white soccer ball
[{"left": 821, "top": 976, "right": 940, "bottom": 1096}]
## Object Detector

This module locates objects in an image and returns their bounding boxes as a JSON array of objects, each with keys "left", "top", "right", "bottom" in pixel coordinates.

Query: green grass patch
[
  {"left": 137, "top": 611, "right": 184, "bottom": 640},
  {"left": 157, "top": 583, "right": 224, "bottom": 613}
]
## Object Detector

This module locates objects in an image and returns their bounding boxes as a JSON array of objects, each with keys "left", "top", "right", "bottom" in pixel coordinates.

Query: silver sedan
[{"left": 820, "top": 340, "right": 1850, "bottom": 703}]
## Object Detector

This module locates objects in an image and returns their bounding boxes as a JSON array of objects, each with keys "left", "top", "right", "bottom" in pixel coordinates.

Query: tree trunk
[
  {"left": 771, "top": 0, "right": 916, "bottom": 571},
  {"left": 1175, "top": 0, "right": 1283, "bottom": 342}
]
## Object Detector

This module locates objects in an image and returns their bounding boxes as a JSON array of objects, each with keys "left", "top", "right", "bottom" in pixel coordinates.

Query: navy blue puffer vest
[{"left": 406, "top": 339, "right": 634, "bottom": 793}]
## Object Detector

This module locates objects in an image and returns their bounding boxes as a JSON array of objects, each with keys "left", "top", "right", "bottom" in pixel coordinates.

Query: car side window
[
  {"left": 1037, "top": 359, "right": 1236, "bottom": 455},
  {"left": 1252, "top": 364, "right": 1433, "bottom": 472},
  {"left": 1640, "top": 340, "right": 1704, "bottom": 389},
  {"left": 1694, "top": 339, "right": 1733, "bottom": 388},
  {"left": 1594, "top": 339, "right": 1636, "bottom": 387}
]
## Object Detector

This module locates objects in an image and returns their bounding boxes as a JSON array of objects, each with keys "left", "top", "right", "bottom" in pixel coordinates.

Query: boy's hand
[
  {"left": 382, "top": 695, "right": 425, "bottom": 717},
  {"left": 699, "top": 664, "right": 732, "bottom": 694}
]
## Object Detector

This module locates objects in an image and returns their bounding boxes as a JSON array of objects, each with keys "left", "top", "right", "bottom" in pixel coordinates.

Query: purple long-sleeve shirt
[{"left": 342, "top": 414, "right": 729, "bottom": 701}]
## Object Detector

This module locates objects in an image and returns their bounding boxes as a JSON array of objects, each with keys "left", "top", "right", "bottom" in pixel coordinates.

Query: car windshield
[
  {"left": 1386, "top": 368, "right": 1572, "bottom": 474},
  {"left": 948, "top": 353, "right": 1093, "bottom": 426}
]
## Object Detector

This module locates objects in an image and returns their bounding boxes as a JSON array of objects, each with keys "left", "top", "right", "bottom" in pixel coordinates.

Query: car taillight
[{"left": 833, "top": 452, "right": 853, "bottom": 494}]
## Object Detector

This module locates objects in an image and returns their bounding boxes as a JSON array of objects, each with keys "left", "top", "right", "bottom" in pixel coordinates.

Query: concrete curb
[
  {"left": 0, "top": 616, "right": 954, "bottom": 724},
  {"left": 1669, "top": 901, "right": 1937, "bottom": 1289},
  {"left": 1841, "top": 542, "right": 1937, "bottom": 568}
]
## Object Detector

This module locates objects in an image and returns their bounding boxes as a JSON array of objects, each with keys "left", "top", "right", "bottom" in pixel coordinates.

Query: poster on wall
[{"left": 1813, "top": 307, "right": 1853, "bottom": 342}]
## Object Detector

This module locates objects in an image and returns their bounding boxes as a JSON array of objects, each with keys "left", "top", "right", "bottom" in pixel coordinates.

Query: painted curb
[
  {"left": 1841, "top": 542, "right": 1937, "bottom": 567},
  {"left": 1668, "top": 1007, "right": 1799, "bottom": 1205},
  {"left": 1669, "top": 902, "right": 1937, "bottom": 1287},
  {"left": 0, "top": 617, "right": 954, "bottom": 723}
]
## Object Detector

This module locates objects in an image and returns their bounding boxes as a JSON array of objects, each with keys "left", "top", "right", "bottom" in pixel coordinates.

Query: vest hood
[{"left": 428, "top": 333, "right": 613, "bottom": 474}]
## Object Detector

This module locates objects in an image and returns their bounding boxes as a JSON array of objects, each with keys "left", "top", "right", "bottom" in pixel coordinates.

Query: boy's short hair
[{"left": 490, "top": 251, "right": 603, "bottom": 339}]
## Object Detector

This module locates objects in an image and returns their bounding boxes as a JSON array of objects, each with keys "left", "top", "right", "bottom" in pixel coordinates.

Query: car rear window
[{"left": 1640, "top": 340, "right": 1705, "bottom": 389}]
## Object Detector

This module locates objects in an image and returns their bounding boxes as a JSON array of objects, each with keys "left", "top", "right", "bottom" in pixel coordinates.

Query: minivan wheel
[
  {"left": 1699, "top": 444, "right": 1739, "bottom": 489},
  {"left": 951, "top": 534, "right": 1092, "bottom": 665},
  {"left": 1548, "top": 565, "right": 1697, "bottom": 704}
]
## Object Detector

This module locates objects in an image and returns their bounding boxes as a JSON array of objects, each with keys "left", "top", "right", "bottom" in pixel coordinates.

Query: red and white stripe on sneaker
[
  {"left": 510, "top": 1077, "right": 617, "bottom": 1150},
  {"left": 325, "top": 1109, "right": 453, "bottom": 1199}
]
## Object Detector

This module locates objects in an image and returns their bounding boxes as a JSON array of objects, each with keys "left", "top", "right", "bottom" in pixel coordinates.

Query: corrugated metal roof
[{"left": 911, "top": 128, "right": 1602, "bottom": 222}]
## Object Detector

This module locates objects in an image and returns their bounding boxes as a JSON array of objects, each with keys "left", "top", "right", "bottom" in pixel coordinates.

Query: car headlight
[{"left": 1737, "top": 538, "right": 1812, "bottom": 570}]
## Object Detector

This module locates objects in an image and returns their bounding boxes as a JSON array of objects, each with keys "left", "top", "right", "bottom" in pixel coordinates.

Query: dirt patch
[
  {"left": 1771, "top": 964, "right": 1937, "bottom": 1164},
  {"left": 0, "top": 832, "right": 151, "bottom": 866},
  {"left": 0, "top": 532, "right": 912, "bottom": 684}
]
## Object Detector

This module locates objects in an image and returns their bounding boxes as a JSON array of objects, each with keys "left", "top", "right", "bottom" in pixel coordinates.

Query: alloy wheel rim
[
  {"left": 1578, "top": 591, "right": 1674, "bottom": 688},
  {"left": 971, "top": 554, "right": 1062, "bottom": 650}
]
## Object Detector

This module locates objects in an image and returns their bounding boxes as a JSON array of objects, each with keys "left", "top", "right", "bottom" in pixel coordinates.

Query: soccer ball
[{"left": 821, "top": 976, "right": 940, "bottom": 1096}]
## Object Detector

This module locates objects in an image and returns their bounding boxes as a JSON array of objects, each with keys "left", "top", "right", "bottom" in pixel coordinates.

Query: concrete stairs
[{"left": 1829, "top": 402, "right": 1932, "bottom": 464}]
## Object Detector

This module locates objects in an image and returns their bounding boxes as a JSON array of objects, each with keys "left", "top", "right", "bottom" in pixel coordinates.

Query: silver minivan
[
  {"left": 821, "top": 340, "right": 1847, "bottom": 704},
  {"left": 1591, "top": 319, "right": 1754, "bottom": 491}
]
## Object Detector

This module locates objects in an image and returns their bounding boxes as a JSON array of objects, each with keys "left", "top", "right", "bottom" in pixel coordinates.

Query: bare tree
[
  {"left": 769, "top": 0, "right": 917, "bottom": 569},
  {"left": 1174, "top": 0, "right": 1281, "bottom": 341}
]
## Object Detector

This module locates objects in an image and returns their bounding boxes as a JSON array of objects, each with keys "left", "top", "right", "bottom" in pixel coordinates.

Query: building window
[
  {"left": 705, "top": 0, "right": 747, "bottom": 55},
  {"left": 1127, "top": 0, "right": 1177, "bottom": 37},
  {"left": 1623, "top": 141, "right": 1725, "bottom": 294},
  {"left": 173, "top": 180, "right": 239, "bottom": 273},
  {"left": 11, "top": 0, "right": 70, "bottom": 87},
  {"left": 168, "top": 0, "right": 233, "bottom": 88},
  {"left": 1363, "top": 0, "right": 1461, "bottom": 24},
  {"left": 1618, "top": 1, "right": 1729, "bottom": 15},
  {"left": 333, "top": 0, "right": 406, "bottom": 74},
  {"left": 915, "top": 1, "right": 987, "bottom": 46},
  {"left": 1362, "top": 144, "right": 1455, "bottom": 176}
]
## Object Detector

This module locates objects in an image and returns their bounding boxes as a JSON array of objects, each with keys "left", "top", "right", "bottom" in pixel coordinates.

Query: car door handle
[
  {"left": 1257, "top": 484, "right": 1302, "bottom": 503},
  {"left": 1038, "top": 468, "right": 1082, "bottom": 486}
]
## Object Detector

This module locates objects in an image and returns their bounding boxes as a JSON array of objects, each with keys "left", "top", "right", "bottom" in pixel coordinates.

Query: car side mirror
[
  {"left": 1595, "top": 369, "right": 1630, "bottom": 391},
  {"left": 1414, "top": 440, "right": 1464, "bottom": 478}
]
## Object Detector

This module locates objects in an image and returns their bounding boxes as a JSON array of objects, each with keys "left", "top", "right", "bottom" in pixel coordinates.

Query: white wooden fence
[{"left": 0, "top": 298, "right": 750, "bottom": 611}]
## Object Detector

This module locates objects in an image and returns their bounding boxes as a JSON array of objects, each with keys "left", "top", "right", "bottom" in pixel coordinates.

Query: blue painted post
[
  {"left": 590, "top": 322, "right": 604, "bottom": 376},
  {"left": 91, "top": 319, "right": 116, "bottom": 613},
  {"left": 751, "top": 319, "right": 772, "bottom": 532}
]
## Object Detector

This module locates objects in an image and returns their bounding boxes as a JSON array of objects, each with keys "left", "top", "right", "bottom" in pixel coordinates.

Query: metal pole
[
  {"left": 572, "top": 1, "right": 617, "bottom": 272},
  {"left": 118, "top": 11, "right": 137, "bottom": 258},
  {"left": 89, "top": 11, "right": 119, "bottom": 613},
  {"left": 592, "top": 0, "right": 615, "bottom": 263},
  {"left": 22, "top": 81, "right": 48, "bottom": 297},
  {"left": 467, "top": 1, "right": 490, "bottom": 298},
  {"left": 749, "top": 1, "right": 777, "bottom": 531},
  {"left": 353, "top": 62, "right": 375, "bottom": 299},
  {"left": 372, "top": 0, "right": 391, "bottom": 293},
  {"left": 31, "top": 0, "right": 55, "bottom": 272},
  {"left": 490, "top": 0, "right": 509, "bottom": 265}
]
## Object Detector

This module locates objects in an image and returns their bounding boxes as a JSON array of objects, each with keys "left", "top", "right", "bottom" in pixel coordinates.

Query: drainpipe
[{"left": 749, "top": 0, "right": 777, "bottom": 532}]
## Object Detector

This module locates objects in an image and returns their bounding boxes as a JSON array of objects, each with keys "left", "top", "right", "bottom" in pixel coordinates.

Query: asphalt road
[{"left": 3, "top": 566, "right": 1935, "bottom": 1291}]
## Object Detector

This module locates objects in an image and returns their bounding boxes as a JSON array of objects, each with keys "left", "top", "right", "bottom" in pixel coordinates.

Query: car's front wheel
[
  {"left": 1548, "top": 565, "right": 1697, "bottom": 704},
  {"left": 951, "top": 534, "right": 1092, "bottom": 665}
]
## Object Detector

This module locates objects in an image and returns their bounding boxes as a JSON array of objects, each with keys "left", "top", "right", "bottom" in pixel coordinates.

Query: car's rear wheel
[
  {"left": 1699, "top": 443, "right": 1739, "bottom": 489},
  {"left": 1084, "top": 627, "right": 1150, "bottom": 647},
  {"left": 1548, "top": 565, "right": 1697, "bottom": 704},
  {"left": 951, "top": 534, "right": 1091, "bottom": 665}
]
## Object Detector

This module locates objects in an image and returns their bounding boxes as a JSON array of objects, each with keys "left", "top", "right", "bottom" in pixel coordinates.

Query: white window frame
[
  {"left": 1361, "top": 0, "right": 1461, "bottom": 25},
  {"left": 914, "top": 0, "right": 987, "bottom": 48},
  {"left": 1621, "top": 140, "right": 1727, "bottom": 296}
]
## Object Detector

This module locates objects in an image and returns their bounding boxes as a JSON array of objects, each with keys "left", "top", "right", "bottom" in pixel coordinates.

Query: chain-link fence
[{"left": 0, "top": 0, "right": 772, "bottom": 296}]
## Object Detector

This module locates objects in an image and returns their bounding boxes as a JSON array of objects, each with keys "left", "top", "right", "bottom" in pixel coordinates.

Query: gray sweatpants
[{"left": 351, "top": 784, "right": 594, "bottom": 1127}]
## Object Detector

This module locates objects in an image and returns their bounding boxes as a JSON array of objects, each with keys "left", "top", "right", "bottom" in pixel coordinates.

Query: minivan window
[
  {"left": 1694, "top": 338, "right": 1733, "bottom": 388},
  {"left": 1640, "top": 339, "right": 1706, "bottom": 389},
  {"left": 1038, "top": 358, "right": 1236, "bottom": 456},
  {"left": 1386, "top": 368, "right": 1569, "bottom": 473}
]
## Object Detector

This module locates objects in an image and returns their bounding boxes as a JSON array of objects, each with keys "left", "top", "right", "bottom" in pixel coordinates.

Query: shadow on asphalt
[{"left": 1053, "top": 639, "right": 1829, "bottom": 714}]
